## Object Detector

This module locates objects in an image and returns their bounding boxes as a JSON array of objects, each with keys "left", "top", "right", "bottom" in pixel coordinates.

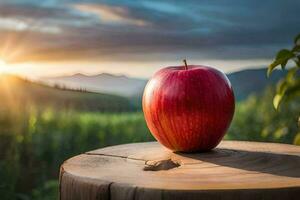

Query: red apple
[{"left": 142, "top": 61, "right": 235, "bottom": 152}]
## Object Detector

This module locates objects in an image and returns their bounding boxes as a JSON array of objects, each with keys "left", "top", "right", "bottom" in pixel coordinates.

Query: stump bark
[{"left": 59, "top": 141, "right": 300, "bottom": 200}]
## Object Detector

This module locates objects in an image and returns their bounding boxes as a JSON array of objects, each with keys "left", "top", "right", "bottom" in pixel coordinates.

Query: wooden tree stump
[{"left": 59, "top": 141, "right": 300, "bottom": 200}]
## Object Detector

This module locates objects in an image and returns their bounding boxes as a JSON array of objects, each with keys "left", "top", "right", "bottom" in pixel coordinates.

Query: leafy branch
[{"left": 267, "top": 33, "right": 300, "bottom": 109}]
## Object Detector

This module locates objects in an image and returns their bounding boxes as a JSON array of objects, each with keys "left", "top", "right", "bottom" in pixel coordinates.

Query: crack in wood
[
  {"left": 85, "top": 152, "right": 147, "bottom": 162},
  {"left": 107, "top": 182, "right": 114, "bottom": 200}
]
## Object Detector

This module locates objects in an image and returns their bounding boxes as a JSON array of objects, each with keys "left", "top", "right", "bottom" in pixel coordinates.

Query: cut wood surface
[{"left": 60, "top": 141, "right": 300, "bottom": 200}]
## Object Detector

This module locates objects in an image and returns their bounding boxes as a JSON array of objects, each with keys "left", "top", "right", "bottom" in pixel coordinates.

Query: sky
[{"left": 0, "top": 0, "right": 299, "bottom": 78}]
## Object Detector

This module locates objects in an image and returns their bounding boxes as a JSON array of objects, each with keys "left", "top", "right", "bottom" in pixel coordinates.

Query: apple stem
[{"left": 183, "top": 59, "right": 188, "bottom": 70}]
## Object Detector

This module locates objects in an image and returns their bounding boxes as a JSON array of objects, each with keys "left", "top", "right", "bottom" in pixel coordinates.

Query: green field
[
  {"left": 0, "top": 75, "right": 137, "bottom": 112},
  {"left": 0, "top": 110, "right": 154, "bottom": 200},
  {"left": 0, "top": 75, "right": 299, "bottom": 200}
]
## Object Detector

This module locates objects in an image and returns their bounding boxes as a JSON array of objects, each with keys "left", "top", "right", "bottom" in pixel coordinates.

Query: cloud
[
  {"left": 0, "top": 18, "right": 61, "bottom": 34},
  {"left": 0, "top": 0, "right": 299, "bottom": 65},
  {"left": 73, "top": 4, "right": 149, "bottom": 26}
]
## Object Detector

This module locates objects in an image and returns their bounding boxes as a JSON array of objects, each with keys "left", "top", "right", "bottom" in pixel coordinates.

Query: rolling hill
[
  {"left": 44, "top": 68, "right": 286, "bottom": 102},
  {"left": 0, "top": 75, "right": 135, "bottom": 112},
  {"left": 43, "top": 73, "right": 147, "bottom": 97}
]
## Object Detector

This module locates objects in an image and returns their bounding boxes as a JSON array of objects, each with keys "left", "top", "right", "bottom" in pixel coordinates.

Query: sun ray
[{"left": 0, "top": 15, "right": 42, "bottom": 64}]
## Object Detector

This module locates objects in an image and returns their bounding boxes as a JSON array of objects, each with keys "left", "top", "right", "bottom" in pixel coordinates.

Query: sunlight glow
[{"left": 0, "top": 59, "right": 10, "bottom": 74}]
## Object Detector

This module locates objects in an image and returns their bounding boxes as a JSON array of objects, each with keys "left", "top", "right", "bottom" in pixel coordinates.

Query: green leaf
[
  {"left": 275, "top": 76, "right": 300, "bottom": 109},
  {"left": 286, "top": 67, "right": 298, "bottom": 83},
  {"left": 267, "top": 49, "right": 294, "bottom": 76},
  {"left": 268, "top": 61, "right": 279, "bottom": 76},
  {"left": 276, "top": 79, "right": 287, "bottom": 95},
  {"left": 294, "top": 33, "right": 300, "bottom": 45},
  {"left": 275, "top": 49, "right": 293, "bottom": 60},
  {"left": 294, "top": 132, "right": 300, "bottom": 145},
  {"left": 273, "top": 94, "right": 283, "bottom": 109},
  {"left": 268, "top": 59, "right": 284, "bottom": 77},
  {"left": 284, "top": 80, "right": 300, "bottom": 98}
]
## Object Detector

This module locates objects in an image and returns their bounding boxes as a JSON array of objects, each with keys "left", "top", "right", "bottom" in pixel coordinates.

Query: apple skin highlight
[{"left": 142, "top": 64, "right": 235, "bottom": 152}]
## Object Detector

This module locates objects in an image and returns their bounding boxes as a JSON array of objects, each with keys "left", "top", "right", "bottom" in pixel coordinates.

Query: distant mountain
[
  {"left": 227, "top": 68, "right": 286, "bottom": 101},
  {"left": 43, "top": 68, "right": 286, "bottom": 103},
  {"left": 0, "top": 75, "right": 135, "bottom": 112},
  {"left": 43, "top": 73, "right": 147, "bottom": 97}
]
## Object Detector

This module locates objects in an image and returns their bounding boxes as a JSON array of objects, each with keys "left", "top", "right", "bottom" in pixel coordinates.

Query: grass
[{"left": 0, "top": 108, "right": 153, "bottom": 200}]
